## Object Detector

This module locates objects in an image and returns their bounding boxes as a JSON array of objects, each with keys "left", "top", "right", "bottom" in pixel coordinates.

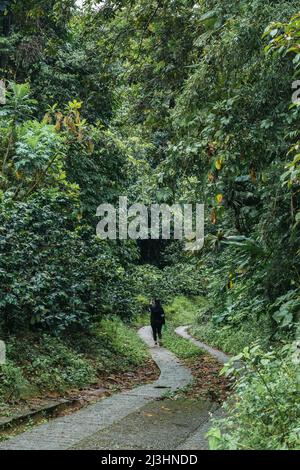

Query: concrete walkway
[
  {"left": 0, "top": 327, "right": 194, "bottom": 450},
  {"left": 0, "top": 326, "right": 230, "bottom": 450},
  {"left": 175, "top": 326, "right": 230, "bottom": 364}
]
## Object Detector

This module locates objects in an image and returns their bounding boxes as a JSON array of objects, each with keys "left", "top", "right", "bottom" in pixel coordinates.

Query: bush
[
  {"left": 0, "top": 362, "right": 29, "bottom": 403},
  {"left": 130, "top": 263, "right": 207, "bottom": 312},
  {"left": 98, "top": 318, "right": 150, "bottom": 368},
  {"left": 162, "top": 263, "right": 207, "bottom": 297},
  {"left": 1, "top": 319, "right": 153, "bottom": 404},
  {"left": 0, "top": 189, "right": 140, "bottom": 334},
  {"left": 207, "top": 343, "right": 300, "bottom": 450},
  {"left": 165, "top": 296, "right": 206, "bottom": 327},
  {"left": 191, "top": 316, "right": 273, "bottom": 355},
  {"left": 7, "top": 334, "right": 96, "bottom": 393},
  {"left": 191, "top": 262, "right": 275, "bottom": 354}
]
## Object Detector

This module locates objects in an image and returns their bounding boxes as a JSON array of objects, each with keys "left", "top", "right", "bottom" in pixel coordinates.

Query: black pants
[{"left": 151, "top": 322, "right": 163, "bottom": 342}]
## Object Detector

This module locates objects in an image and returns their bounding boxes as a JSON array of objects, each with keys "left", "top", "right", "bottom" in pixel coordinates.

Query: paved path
[
  {"left": 0, "top": 327, "right": 194, "bottom": 450},
  {"left": 0, "top": 326, "right": 228, "bottom": 450},
  {"left": 175, "top": 326, "right": 230, "bottom": 364},
  {"left": 176, "top": 407, "right": 225, "bottom": 450},
  {"left": 73, "top": 399, "right": 215, "bottom": 450}
]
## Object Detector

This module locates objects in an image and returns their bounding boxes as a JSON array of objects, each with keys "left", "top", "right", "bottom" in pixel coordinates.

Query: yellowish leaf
[
  {"left": 215, "top": 158, "right": 222, "bottom": 170},
  {"left": 87, "top": 139, "right": 94, "bottom": 154}
]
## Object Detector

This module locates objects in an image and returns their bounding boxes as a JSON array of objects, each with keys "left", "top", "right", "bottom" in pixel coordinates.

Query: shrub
[
  {"left": 0, "top": 362, "right": 29, "bottom": 403},
  {"left": 207, "top": 343, "right": 300, "bottom": 450},
  {"left": 191, "top": 316, "right": 273, "bottom": 355},
  {"left": 99, "top": 318, "right": 150, "bottom": 368},
  {"left": 7, "top": 335, "right": 96, "bottom": 393},
  {"left": 0, "top": 189, "right": 140, "bottom": 334},
  {"left": 165, "top": 295, "right": 206, "bottom": 327}
]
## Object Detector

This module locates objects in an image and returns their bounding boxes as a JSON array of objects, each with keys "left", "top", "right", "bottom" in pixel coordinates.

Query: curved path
[
  {"left": 175, "top": 326, "right": 230, "bottom": 364},
  {"left": 0, "top": 326, "right": 230, "bottom": 450},
  {"left": 0, "top": 327, "right": 195, "bottom": 450}
]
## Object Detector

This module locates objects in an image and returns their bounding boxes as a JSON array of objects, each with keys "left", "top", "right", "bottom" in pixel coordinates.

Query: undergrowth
[
  {"left": 0, "top": 318, "right": 151, "bottom": 405},
  {"left": 162, "top": 326, "right": 203, "bottom": 359},
  {"left": 207, "top": 343, "right": 300, "bottom": 450},
  {"left": 191, "top": 317, "right": 273, "bottom": 355}
]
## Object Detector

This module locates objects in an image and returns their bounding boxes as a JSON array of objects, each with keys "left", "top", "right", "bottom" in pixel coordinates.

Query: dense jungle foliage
[{"left": 0, "top": 0, "right": 299, "bottom": 449}]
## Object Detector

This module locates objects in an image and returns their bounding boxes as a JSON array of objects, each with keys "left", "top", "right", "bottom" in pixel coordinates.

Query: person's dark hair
[{"left": 154, "top": 299, "right": 161, "bottom": 307}]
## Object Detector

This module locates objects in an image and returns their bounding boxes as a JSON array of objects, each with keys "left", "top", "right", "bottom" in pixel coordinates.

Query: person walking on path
[{"left": 149, "top": 299, "right": 165, "bottom": 346}]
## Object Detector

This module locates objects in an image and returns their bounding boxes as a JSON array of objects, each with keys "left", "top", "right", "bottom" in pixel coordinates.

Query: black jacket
[{"left": 150, "top": 305, "right": 165, "bottom": 325}]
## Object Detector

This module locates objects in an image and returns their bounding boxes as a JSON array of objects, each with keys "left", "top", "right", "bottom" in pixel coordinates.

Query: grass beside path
[
  {"left": 0, "top": 318, "right": 156, "bottom": 417},
  {"left": 190, "top": 317, "right": 273, "bottom": 355},
  {"left": 164, "top": 296, "right": 207, "bottom": 327},
  {"left": 161, "top": 326, "right": 202, "bottom": 359}
]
